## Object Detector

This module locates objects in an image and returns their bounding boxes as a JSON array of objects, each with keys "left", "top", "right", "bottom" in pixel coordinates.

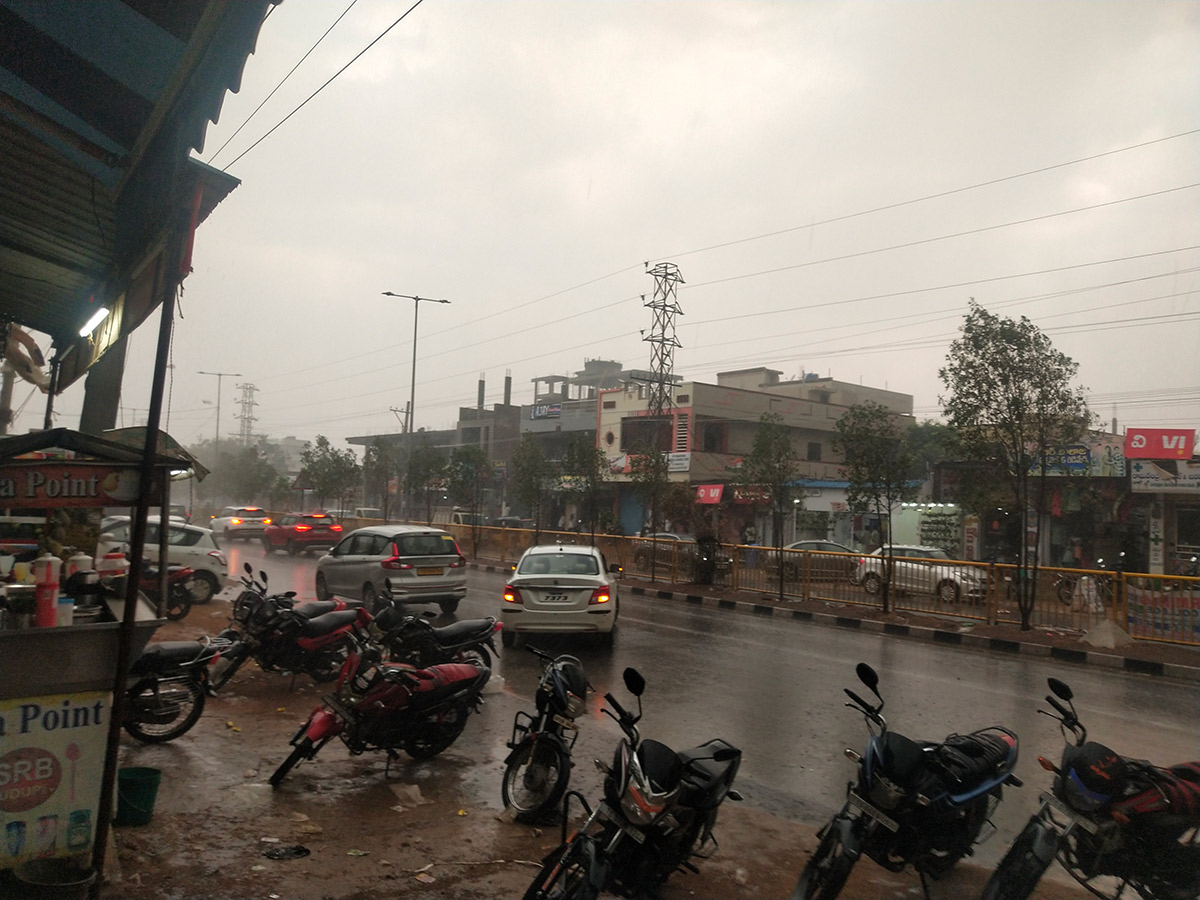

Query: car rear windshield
[
  {"left": 519, "top": 553, "right": 599, "bottom": 576},
  {"left": 393, "top": 533, "right": 459, "bottom": 557}
]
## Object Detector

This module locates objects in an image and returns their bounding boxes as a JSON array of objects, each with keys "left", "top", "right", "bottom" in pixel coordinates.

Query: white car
[
  {"left": 854, "top": 545, "right": 986, "bottom": 604},
  {"left": 501, "top": 544, "right": 620, "bottom": 648},
  {"left": 97, "top": 516, "right": 228, "bottom": 603},
  {"left": 209, "top": 506, "right": 272, "bottom": 541}
]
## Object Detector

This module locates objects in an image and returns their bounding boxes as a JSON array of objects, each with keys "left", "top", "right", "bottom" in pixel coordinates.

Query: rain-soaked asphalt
[{"left": 230, "top": 545, "right": 1199, "bottom": 872}]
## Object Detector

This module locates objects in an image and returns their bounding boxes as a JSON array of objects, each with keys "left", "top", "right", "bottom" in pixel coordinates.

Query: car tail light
[
  {"left": 449, "top": 555, "right": 466, "bottom": 569},
  {"left": 230, "top": 518, "right": 243, "bottom": 525},
  {"left": 295, "top": 524, "right": 312, "bottom": 532},
  {"left": 263, "top": 517, "right": 272, "bottom": 525},
  {"left": 503, "top": 585, "right": 523, "bottom": 604},
  {"left": 331, "top": 524, "right": 342, "bottom": 532},
  {"left": 381, "top": 556, "right": 413, "bottom": 570},
  {"left": 588, "top": 587, "right": 611, "bottom": 605}
]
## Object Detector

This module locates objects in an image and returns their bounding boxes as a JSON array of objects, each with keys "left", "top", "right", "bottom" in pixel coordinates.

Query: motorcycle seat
[
  {"left": 677, "top": 739, "right": 742, "bottom": 810},
  {"left": 430, "top": 618, "right": 495, "bottom": 644},
  {"left": 934, "top": 728, "right": 1018, "bottom": 789},
  {"left": 299, "top": 608, "right": 359, "bottom": 637},
  {"left": 131, "top": 640, "right": 208, "bottom": 673},
  {"left": 292, "top": 600, "right": 343, "bottom": 619},
  {"left": 1113, "top": 760, "right": 1200, "bottom": 823}
]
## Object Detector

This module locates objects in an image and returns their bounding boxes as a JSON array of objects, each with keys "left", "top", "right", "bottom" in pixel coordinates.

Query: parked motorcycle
[
  {"left": 981, "top": 677, "right": 1200, "bottom": 900},
  {"left": 140, "top": 561, "right": 197, "bottom": 622},
  {"left": 210, "top": 563, "right": 361, "bottom": 688},
  {"left": 792, "top": 663, "right": 1021, "bottom": 900},
  {"left": 370, "top": 604, "right": 500, "bottom": 670},
  {"left": 523, "top": 667, "right": 742, "bottom": 900},
  {"left": 502, "top": 646, "right": 589, "bottom": 823},
  {"left": 268, "top": 625, "right": 490, "bottom": 787},
  {"left": 124, "top": 635, "right": 232, "bottom": 742}
]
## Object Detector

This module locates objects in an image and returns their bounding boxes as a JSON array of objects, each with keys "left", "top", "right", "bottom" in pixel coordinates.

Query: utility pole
[
  {"left": 643, "top": 262, "right": 684, "bottom": 419},
  {"left": 234, "top": 382, "right": 258, "bottom": 446},
  {"left": 198, "top": 370, "right": 241, "bottom": 450}
]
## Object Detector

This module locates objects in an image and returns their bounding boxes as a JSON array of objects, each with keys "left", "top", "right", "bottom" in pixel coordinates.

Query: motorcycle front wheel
[
  {"left": 404, "top": 702, "right": 470, "bottom": 760},
  {"left": 980, "top": 820, "right": 1055, "bottom": 900},
  {"left": 270, "top": 736, "right": 317, "bottom": 788},
  {"left": 124, "top": 677, "right": 205, "bottom": 743},
  {"left": 522, "top": 836, "right": 599, "bottom": 900},
  {"left": 792, "top": 815, "right": 857, "bottom": 900},
  {"left": 163, "top": 582, "right": 193, "bottom": 621},
  {"left": 502, "top": 735, "right": 570, "bottom": 823}
]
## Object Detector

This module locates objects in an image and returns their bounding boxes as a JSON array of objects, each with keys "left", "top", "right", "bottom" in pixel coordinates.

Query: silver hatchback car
[{"left": 315, "top": 525, "right": 466, "bottom": 614}]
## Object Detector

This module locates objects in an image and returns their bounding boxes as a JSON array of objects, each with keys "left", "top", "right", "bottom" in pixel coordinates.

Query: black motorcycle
[
  {"left": 793, "top": 663, "right": 1021, "bottom": 900},
  {"left": 370, "top": 604, "right": 500, "bottom": 670},
  {"left": 124, "top": 636, "right": 232, "bottom": 743},
  {"left": 523, "top": 667, "right": 742, "bottom": 900},
  {"left": 502, "top": 646, "right": 589, "bottom": 823},
  {"left": 981, "top": 677, "right": 1200, "bottom": 900}
]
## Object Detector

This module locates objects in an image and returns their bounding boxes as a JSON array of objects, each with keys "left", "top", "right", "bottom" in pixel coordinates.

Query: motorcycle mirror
[
  {"left": 623, "top": 667, "right": 646, "bottom": 697},
  {"left": 1047, "top": 677, "right": 1073, "bottom": 701},
  {"left": 711, "top": 747, "right": 739, "bottom": 763},
  {"left": 243, "top": 562, "right": 253, "bottom": 575},
  {"left": 260, "top": 570, "right": 269, "bottom": 585},
  {"left": 855, "top": 662, "right": 880, "bottom": 695}
]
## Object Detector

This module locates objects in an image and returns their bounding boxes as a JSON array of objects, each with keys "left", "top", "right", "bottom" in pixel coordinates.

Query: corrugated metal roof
[{"left": 0, "top": 0, "right": 271, "bottom": 383}]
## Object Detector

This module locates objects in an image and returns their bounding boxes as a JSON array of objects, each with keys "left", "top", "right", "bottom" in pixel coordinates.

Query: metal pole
[{"left": 198, "top": 370, "right": 241, "bottom": 449}]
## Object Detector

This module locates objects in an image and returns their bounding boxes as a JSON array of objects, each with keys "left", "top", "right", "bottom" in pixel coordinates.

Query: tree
[
  {"left": 939, "top": 301, "right": 1092, "bottom": 629},
  {"left": 833, "top": 401, "right": 916, "bottom": 614},
  {"left": 510, "top": 434, "right": 556, "bottom": 541},
  {"left": 447, "top": 444, "right": 492, "bottom": 555},
  {"left": 562, "top": 433, "right": 609, "bottom": 543},
  {"left": 363, "top": 438, "right": 402, "bottom": 520},
  {"left": 406, "top": 437, "right": 446, "bottom": 525},
  {"left": 299, "top": 435, "right": 361, "bottom": 511},
  {"left": 628, "top": 440, "right": 672, "bottom": 580},
  {"left": 906, "top": 420, "right": 958, "bottom": 483},
  {"left": 741, "top": 412, "right": 800, "bottom": 600}
]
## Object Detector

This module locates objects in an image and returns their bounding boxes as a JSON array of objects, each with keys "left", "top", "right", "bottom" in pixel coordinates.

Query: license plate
[
  {"left": 417, "top": 567, "right": 443, "bottom": 576},
  {"left": 1041, "top": 792, "right": 1099, "bottom": 834},
  {"left": 597, "top": 803, "right": 645, "bottom": 843},
  {"left": 552, "top": 714, "right": 578, "bottom": 730},
  {"left": 847, "top": 791, "right": 899, "bottom": 832},
  {"left": 542, "top": 593, "right": 570, "bottom": 603}
]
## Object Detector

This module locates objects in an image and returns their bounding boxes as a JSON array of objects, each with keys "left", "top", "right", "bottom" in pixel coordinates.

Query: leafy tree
[
  {"left": 447, "top": 444, "right": 492, "bottom": 555},
  {"left": 189, "top": 439, "right": 279, "bottom": 509},
  {"left": 406, "top": 437, "right": 446, "bottom": 525},
  {"left": 562, "top": 433, "right": 609, "bottom": 543},
  {"left": 906, "top": 420, "right": 958, "bottom": 483},
  {"left": 833, "top": 401, "right": 916, "bottom": 613},
  {"left": 363, "top": 437, "right": 402, "bottom": 520},
  {"left": 939, "top": 301, "right": 1092, "bottom": 629},
  {"left": 741, "top": 412, "right": 801, "bottom": 600},
  {"left": 299, "top": 435, "right": 361, "bottom": 511},
  {"left": 628, "top": 440, "right": 672, "bottom": 579},
  {"left": 510, "top": 434, "right": 556, "bottom": 541}
]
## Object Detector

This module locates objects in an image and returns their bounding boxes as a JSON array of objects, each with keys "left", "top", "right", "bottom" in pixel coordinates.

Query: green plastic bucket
[{"left": 114, "top": 766, "right": 162, "bottom": 826}]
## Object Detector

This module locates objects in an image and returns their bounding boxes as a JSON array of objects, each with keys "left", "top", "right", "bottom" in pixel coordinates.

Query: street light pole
[
  {"left": 381, "top": 292, "right": 450, "bottom": 521},
  {"left": 198, "top": 370, "right": 241, "bottom": 450}
]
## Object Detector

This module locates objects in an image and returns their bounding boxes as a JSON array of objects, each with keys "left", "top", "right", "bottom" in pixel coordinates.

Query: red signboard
[
  {"left": 0, "top": 462, "right": 161, "bottom": 507},
  {"left": 695, "top": 484, "right": 724, "bottom": 504},
  {"left": 1123, "top": 428, "right": 1195, "bottom": 460}
]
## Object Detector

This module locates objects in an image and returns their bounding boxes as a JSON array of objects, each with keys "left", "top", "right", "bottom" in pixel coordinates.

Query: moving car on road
[
  {"left": 854, "top": 544, "right": 986, "bottom": 603},
  {"left": 98, "top": 516, "right": 227, "bottom": 603},
  {"left": 262, "top": 513, "right": 342, "bottom": 557},
  {"left": 209, "top": 506, "right": 271, "bottom": 541},
  {"left": 501, "top": 544, "right": 620, "bottom": 648},
  {"left": 315, "top": 524, "right": 466, "bottom": 615}
]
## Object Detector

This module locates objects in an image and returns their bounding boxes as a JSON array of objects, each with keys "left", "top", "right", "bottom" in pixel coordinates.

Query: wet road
[{"left": 224, "top": 544, "right": 1199, "bottom": 869}]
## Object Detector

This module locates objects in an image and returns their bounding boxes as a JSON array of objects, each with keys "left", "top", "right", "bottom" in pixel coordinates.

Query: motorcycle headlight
[{"left": 564, "top": 692, "right": 586, "bottom": 719}]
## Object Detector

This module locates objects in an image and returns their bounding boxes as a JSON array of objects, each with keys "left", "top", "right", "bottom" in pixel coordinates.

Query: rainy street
[{"left": 208, "top": 543, "right": 1197, "bottom": 878}]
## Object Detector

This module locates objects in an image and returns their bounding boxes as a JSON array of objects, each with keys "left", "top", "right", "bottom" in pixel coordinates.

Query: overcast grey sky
[{"left": 18, "top": 0, "right": 1200, "bottom": 451}]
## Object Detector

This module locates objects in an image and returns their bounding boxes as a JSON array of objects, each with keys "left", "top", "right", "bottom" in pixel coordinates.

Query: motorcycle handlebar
[
  {"left": 604, "top": 692, "right": 631, "bottom": 722},
  {"left": 1045, "top": 695, "right": 1072, "bottom": 721},
  {"left": 844, "top": 688, "right": 873, "bottom": 711}
]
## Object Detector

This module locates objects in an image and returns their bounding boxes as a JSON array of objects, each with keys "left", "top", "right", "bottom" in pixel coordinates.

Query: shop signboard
[
  {"left": 1, "top": 691, "right": 109, "bottom": 865},
  {"left": 1123, "top": 428, "right": 1195, "bottom": 460},
  {"left": 0, "top": 461, "right": 162, "bottom": 508},
  {"left": 1126, "top": 585, "right": 1200, "bottom": 643},
  {"left": 1130, "top": 459, "right": 1200, "bottom": 494},
  {"left": 1027, "top": 436, "right": 1126, "bottom": 477},
  {"left": 695, "top": 484, "right": 723, "bottom": 504}
]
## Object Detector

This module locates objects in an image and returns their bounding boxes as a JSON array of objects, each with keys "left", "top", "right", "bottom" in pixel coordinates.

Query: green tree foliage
[
  {"left": 906, "top": 420, "right": 958, "bottom": 482},
  {"left": 363, "top": 438, "right": 402, "bottom": 520},
  {"left": 741, "top": 413, "right": 800, "bottom": 600},
  {"left": 833, "top": 401, "right": 916, "bottom": 613},
  {"left": 299, "top": 435, "right": 361, "bottom": 511},
  {"left": 510, "top": 434, "right": 556, "bottom": 540},
  {"left": 628, "top": 439, "right": 670, "bottom": 535},
  {"left": 190, "top": 440, "right": 282, "bottom": 509},
  {"left": 939, "top": 301, "right": 1092, "bottom": 629},
  {"left": 406, "top": 437, "right": 447, "bottom": 525},
  {"left": 447, "top": 444, "right": 492, "bottom": 555},
  {"left": 562, "top": 433, "right": 609, "bottom": 542}
]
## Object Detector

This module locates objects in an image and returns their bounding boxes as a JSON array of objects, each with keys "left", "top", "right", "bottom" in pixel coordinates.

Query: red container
[{"left": 33, "top": 554, "right": 61, "bottom": 628}]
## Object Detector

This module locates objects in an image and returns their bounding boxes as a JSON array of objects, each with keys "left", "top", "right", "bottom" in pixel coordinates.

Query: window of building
[{"left": 807, "top": 442, "right": 822, "bottom": 461}]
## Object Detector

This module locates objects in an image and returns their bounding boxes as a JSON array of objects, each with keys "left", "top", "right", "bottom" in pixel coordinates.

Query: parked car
[
  {"left": 315, "top": 524, "right": 466, "bottom": 615},
  {"left": 632, "top": 532, "right": 731, "bottom": 576},
  {"left": 778, "top": 540, "right": 857, "bottom": 581},
  {"left": 209, "top": 506, "right": 272, "bottom": 541},
  {"left": 854, "top": 545, "right": 987, "bottom": 603},
  {"left": 97, "top": 516, "right": 227, "bottom": 603},
  {"left": 501, "top": 544, "right": 620, "bottom": 647},
  {"left": 262, "top": 513, "right": 343, "bottom": 557},
  {"left": 493, "top": 516, "right": 534, "bottom": 529}
]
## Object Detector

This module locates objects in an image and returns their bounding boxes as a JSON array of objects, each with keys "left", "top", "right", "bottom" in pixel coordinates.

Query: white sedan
[
  {"left": 97, "top": 517, "right": 228, "bottom": 603},
  {"left": 854, "top": 544, "right": 987, "bottom": 604},
  {"left": 501, "top": 544, "right": 620, "bottom": 648}
]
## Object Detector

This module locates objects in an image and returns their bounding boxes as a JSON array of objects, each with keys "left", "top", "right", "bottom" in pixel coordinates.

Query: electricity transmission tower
[
  {"left": 642, "top": 262, "right": 684, "bottom": 417},
  {"left": 234, "top": 383, "right": 258, "bottom": 446}
]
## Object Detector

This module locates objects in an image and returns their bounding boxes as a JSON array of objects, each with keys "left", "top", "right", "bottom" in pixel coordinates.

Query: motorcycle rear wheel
[
  {"left": 270, "top": 737, "right": 316, "bottom": 788},
  {"left": 163, "top": 583, "right": 193, "bottom": 621},
  {"left": 522, "top": 837, "right": 598, "bottom": 900},
  {"left": 124, "top": 677, "right": 205, "bottom": 743},
  {"left": 457, "top": 646, "right": 491, "bottom": 670},
  {"left": 980, "top": 820, "right": 1054, "bottom": 900},
  {"left": 502, "top": 735, "right": 570, "bottom": 824},
  {"left": 405, "top": 702, "right": 470, "bottom": 759},
  {"left": 792, "top": 816, "right": 856, "bottom": 900},
  {"left": 308, "top": 638, "right": 352, "bottom": 683}
]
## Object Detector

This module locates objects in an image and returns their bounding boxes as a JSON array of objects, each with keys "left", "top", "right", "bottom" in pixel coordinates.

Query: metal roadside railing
[{"left": 440, "top": 523, "right": 1200, "bottom": 647}]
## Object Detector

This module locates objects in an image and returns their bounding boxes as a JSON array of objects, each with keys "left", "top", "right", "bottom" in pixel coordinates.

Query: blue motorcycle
[{"left": 792, "top": 663, "right": 1022, "bottom": 900}]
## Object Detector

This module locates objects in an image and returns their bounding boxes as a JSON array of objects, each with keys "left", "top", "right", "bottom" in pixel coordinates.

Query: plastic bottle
[
  {"left": 95, "top": 549, "right": 128, "bottom": 580},
  {"left": 64, "top": 550, "right": 93, "bottom": 581},
  {"left": 33, "top": 553, "right": 61, "bottom": 628}
]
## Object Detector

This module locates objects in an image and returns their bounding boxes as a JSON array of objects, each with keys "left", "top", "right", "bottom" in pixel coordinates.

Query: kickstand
[
  {"left": 384, "top": 748, "right": 400, "bottom": 778},
  {"left": 289, "top": 673, "right": 299, "bottom": 692},
  {"left": 918, "top": 869, "right": 932, "bottom": 900}
]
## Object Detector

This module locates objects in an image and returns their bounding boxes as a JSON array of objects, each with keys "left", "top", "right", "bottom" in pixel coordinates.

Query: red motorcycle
[{"left": 269, "top": 625, "right": 490, "bottom": 787}]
